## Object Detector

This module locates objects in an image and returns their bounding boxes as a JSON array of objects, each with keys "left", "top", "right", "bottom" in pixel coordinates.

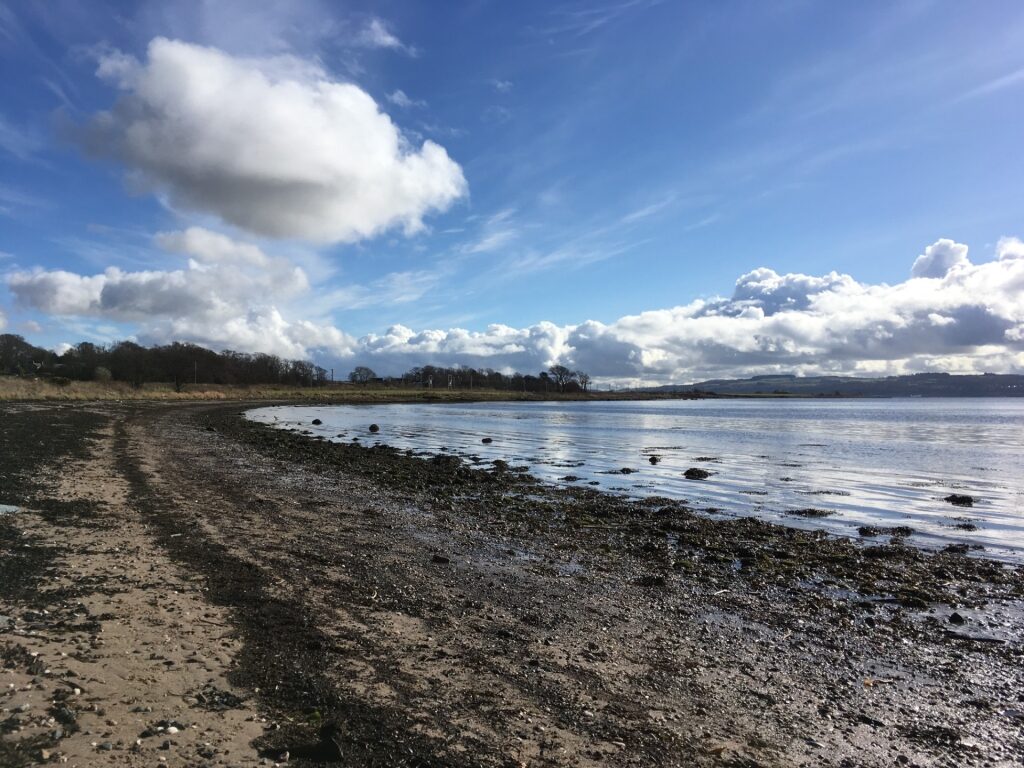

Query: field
[{"left": 0, "top": 376, "right": 706, "bottom": 403}]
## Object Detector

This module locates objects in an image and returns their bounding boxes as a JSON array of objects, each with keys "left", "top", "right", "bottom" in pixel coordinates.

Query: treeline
[
  {"left": 0, "top": 334, "right": 593, "bottom": 393},
  {"left": 351, "top": 363, "right": 592, "bottom": 393},
  {"left": 0, "top": 334, "right": 329, "bottom": 388}
]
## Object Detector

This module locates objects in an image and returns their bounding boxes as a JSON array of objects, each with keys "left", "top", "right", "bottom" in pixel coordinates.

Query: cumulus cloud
[
  {"left": 74, "top": 38, "right": 465, "bottom": 243},
  {"left": 911, "top": 238, "right": 970, "bottom": 278},
  {"left": 7, "top": 237, "right": 1024, "bottom": 382},
  {"left": 6, "top": 228, "right": 354, "bottom": 359},
  {"left": 342, "top": 237, "right": 1024, "bottom": 382}
]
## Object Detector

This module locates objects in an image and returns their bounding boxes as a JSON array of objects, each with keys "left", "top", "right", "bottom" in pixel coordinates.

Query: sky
[{"left": 1, "top": 0, "right": 1023, "bottom": 385}]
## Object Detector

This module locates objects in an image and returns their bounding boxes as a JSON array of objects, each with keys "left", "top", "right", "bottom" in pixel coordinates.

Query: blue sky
[{"left": 2, "top": 1, "right": 1024, "bottom": 383}]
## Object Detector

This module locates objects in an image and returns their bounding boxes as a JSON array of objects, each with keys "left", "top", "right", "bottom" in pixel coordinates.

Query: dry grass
[{"left": 0, "top": 376, "right": 619, "bottom": 403}]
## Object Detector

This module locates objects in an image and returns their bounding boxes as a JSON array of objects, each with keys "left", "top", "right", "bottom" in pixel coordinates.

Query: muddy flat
[{"left": 1, "top": 402, "right": 1022, "bottom": 767}]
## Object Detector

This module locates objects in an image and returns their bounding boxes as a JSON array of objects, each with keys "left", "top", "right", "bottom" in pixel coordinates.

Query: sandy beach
[{"left": 1, "top": 401, "right": 1022, "bottom": 767}]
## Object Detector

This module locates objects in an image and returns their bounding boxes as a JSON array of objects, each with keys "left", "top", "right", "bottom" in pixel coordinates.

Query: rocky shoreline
[{"left": 1, "top": 401, "right": 1022, "bottom": 766}]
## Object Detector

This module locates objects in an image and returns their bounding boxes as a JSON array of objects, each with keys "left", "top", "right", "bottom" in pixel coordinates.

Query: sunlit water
[{"left": 247, "top": 399, "right": 1024, "bottom": 561}]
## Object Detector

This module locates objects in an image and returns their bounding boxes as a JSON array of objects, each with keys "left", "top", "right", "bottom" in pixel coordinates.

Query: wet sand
[{"left": 1, "top": 401, "right": 1022, "bottom": 767}]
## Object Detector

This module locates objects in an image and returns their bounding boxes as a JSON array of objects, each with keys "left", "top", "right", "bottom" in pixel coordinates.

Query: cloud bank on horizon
[
  {"left": 9, "top": 229, "right": 1024, "bottom": 384},
  {"left": 2, "top": 2, "right": 1024, "bottom": 385}
]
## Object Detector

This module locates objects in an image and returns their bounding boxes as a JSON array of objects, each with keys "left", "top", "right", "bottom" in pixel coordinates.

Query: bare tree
[
  {"left": 548, "top": 365, "right": 576, "bottom": 392},
  {"left": 577, "top": 371, "right": 591, "bottom": 392},
  {"left": 348, "top": 366, "right": 376, "bottom": 385}
]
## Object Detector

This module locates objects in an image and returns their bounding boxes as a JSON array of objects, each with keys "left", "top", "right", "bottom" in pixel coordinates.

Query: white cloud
[
  {"left": 997, "top": 236, "right": 1024, "bottom": 261},
  {"left": 6, "top": 228, "right": 352, "bottom": 359},
  {"left": 343, "top": 237, "right": 1024, "bottom": 382},
  {"left": 0, "top": 307, "right": 6, "bottom": 331},
  {"left": 386, "top": 89, "right": 425, "bottom": 108},
  {"left": 910, "top": 238, "right": 970, "bottom": 279},
  {"left": 491, "top": 79, "right": 513, "bottom": 93},
  {"left": 356, "top": 18, "right": 414, "bottom": 54},
  {"left": 8, "top": 237, "right": 1024, "bottom": 381},
  {"left": 74, "top": 38, "right": 465, "bottom": 243},
  {"left": 155, "top": 227, "right": 270, "bottom": 267}
]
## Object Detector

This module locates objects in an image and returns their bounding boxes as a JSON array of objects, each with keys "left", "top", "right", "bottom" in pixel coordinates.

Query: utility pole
[{"left": 194, "top": 360, "right": 197, "bottom": 385}]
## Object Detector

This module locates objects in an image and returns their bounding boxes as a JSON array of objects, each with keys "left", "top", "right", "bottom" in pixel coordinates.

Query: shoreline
[{"left": 1, "top": 401, "right": 1022, "bottom": 766}]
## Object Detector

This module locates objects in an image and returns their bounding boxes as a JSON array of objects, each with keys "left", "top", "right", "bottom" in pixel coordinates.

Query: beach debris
[
  {"left": 944, "top": 494, "right": 974, "bottom": 507},
  {"left": 684, "top": 468, "right": 711, "bottom": 480},
  {"left": 193, "top": 683, "right": 246, "bottom": 711},
  {"left": 368, "top": 423, "right": 380, "bottom": 433}
]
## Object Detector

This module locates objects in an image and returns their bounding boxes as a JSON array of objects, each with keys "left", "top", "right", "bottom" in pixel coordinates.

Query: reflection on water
[{"left": 247, "top": 398, "right": 1024, "bottom": 561}]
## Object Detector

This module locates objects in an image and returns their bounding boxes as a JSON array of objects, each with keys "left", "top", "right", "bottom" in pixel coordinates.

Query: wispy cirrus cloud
[
  {"left": 387, "top": 89, "right": 426, "bottom": 109},
  {"left": 0, "top": 114, "right": 41, "bottom": 161},
  {"left": 356, "top": 17, "right": 417, "bottom": 56}
]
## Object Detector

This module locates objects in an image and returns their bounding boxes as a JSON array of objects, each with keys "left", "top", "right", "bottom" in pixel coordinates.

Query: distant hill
[{"left": 643, "top": 372, "right": 1024, "bottom": 397}]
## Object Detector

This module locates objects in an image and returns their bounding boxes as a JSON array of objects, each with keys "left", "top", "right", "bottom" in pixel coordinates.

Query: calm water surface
[{"left": 247, "top": 399, "right": 1024, "bottom": 561}]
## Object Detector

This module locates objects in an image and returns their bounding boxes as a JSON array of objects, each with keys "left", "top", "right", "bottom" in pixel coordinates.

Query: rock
[
  {"left": 684, "top": 468, "right": 711, "bottom": 480},
  {"left": 784, "top": 508, "right": 835, "bottom": 518},
  {"left": 432, "top": 554, "right": 451, "bottom": 565},
  {"left": 311, "top": 419, "right": 322, "bottom": 426},
  {"left": 943, "top": 543, "right": 970, "bottom": 555},
  {"left": 368, "top": 423, "right": 380, "bottom": 433},
  {"left": 649, "top": 455, "right": 661, "bottom": 465},
  {"left": 481, "top": 437, "right": 493, "bottom": 444},
  {"left": 949, "top": 612, "right": 966, "bottom": 625},
  {"left": 944, "top": 494, "right": 974, "bottom": 507},
  {"left": 858, "top": 526, "right": 881, "bottom": 537}
]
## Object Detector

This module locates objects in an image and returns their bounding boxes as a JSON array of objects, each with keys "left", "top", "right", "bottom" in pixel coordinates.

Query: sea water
[{"left": 247, "top": 398, "right": 1024, "bottom": 561}]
